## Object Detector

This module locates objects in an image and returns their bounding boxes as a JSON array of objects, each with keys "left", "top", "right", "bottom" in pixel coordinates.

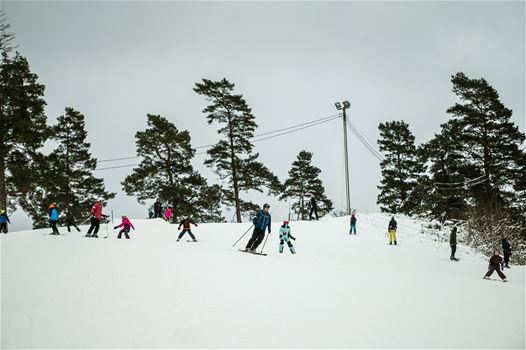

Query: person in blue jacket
[
  {"left": 49, "top": 203, "right": 60, "bottom": 235},
  {"left": 0, "top": 208, "right": 11, "bottom": 234},
  {"left": 245, "top": 203, "right": 271, "bottom": 252}
]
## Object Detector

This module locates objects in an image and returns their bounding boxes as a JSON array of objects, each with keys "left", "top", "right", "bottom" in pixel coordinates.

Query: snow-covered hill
[{"left": 1, "top": 214, "right": 524, "bottom": 348}]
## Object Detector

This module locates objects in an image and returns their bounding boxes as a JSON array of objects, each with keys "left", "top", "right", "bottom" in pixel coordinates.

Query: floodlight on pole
[{"left": 335, "top": 100, "right": 351, "bottom": 215}]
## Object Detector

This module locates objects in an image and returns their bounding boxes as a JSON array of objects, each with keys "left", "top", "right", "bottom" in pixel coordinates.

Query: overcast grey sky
[{"left": 3, "top": 0, "right": 525, "bottom": 230}]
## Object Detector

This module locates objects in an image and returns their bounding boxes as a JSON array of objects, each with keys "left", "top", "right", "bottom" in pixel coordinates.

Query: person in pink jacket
[
  {"left": 165, "top": 206, "right": 173, "bottom": 223},
  {"left": 113, "top": 214, "right": 135, "bottom": 239}
]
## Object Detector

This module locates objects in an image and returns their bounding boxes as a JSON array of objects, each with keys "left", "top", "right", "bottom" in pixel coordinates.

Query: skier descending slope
[
  {"left": 245, "top": 203, "right": 272, "bottom": 253},
  {"left": 48, "top": 203, "right": 60, "bottom": 235},
  {"left": 279, "top": 220, "right": 296, "bottom": 254},
  {"left": 114, "top": 214, "right": 135, "bottom": 239},
  {"left": 483, "top": 250, "right": 507, "bottom": 282},
  {"left": 64, "top": 208, "right": 81, "bottom": 233},
  {"left": 177, "top": 217, "right": 198, "bottom": 242},
  {"left": 0, "top": 208, "right": 11, "bottom": 234},
  {"left": 388, "top": 216, "right": 397, "bottom": 245},
  {"left": 86, "top": 200, "right": 107, "bottom": 238}
]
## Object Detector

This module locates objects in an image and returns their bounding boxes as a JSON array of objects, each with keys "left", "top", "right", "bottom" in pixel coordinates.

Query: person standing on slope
[
  {"left": 501, "top": 238, "right": 512, "bottom": 268},
  {"left": 309, "top": 196, "right": 319, "bottom": 221},
  {"left": 279, "top": 220, "right": 296, "bottom": 254},
  {"left": 64, "top": 208, "right": 81, "bottom": 232},
  {"left": 177, "top": 217, "right": 198, "bottom": 242},
  {"left": 246, "top": 203, "right": 272, "bottom": 252},
  {"left": 86, "top": 200, "right": 106, "bottom": 238},
  {"left": 114, "top": 214, "right": 135, "bottom": 239},
  {"left": 450, "top": 226, "right": 459, "bottom": 261},
  {"left": 388, "top": 216, "right": 397, "bottom": 245},
  {"left": 483, "top": 250, "right": 507, "bottom": 282},
  {"left": 165, "top": 206, "right": 173, "bottom": 223},
  {"left": 153, "top": 198, "right": 163, "bottom": 219},
  {"left": 49, "top": 203, "right": 60, "bottom": 235},
  {"left": 0, "top": 208, "right": 11, "bottom": 234},
  {"left": 350, "top": 212, "right": 357, "bottom": 235}
]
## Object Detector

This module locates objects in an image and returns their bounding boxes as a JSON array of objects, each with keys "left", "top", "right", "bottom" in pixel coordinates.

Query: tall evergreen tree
[
  {"left": 0, "top": 51, "right": 48, "bottom": 211},
  {"left": 377, "top": 120, "right": 423, "bottom": 214},
  {"left": 20, "top": 107, "right": 115, "bottom": 228},
  {"left": 194, "top": 78, "right": 281, "bottom": 222},
  {"left": 0, "top": 10, "right": 16, "bottom": 53},
  {"left": 280, "top": 150, "right": 333, "bottom": 220},
  {"left": 445, "top": 72, "right": 525, "bottom": 211},
  {"left": 122, "top": 114, "right": 224, "bottom": 223}
]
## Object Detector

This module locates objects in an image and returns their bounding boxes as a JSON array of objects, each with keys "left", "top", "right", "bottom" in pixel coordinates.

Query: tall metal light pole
[{"left": 335, "top": 101, "right": 351, "bottom": 215}]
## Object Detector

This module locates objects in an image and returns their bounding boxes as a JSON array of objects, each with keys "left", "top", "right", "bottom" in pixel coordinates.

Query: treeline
[
  {"left": 0, "top": 15, "right": 332, "bottom": 227},
  {"left": 377, "top": 72, "right": 526, "bottom": 262}
]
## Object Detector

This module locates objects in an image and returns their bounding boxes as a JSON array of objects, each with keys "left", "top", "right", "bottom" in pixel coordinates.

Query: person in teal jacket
[
  {"left": 49, "top": 203, "right": 60, "bottom": 235},
  {"left": 279, "top": 220, "right": 296, "bottom": 254},
  {"left": 0, "top": 208, "right": 11, "bottom": 234}
]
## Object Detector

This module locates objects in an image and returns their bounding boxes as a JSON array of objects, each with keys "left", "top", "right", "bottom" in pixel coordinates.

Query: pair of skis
[{"left": 233, "top": 224, "right": 269, "bottom": 257}]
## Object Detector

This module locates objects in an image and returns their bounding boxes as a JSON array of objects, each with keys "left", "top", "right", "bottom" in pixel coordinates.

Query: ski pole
[
  {"left": 104, "top": 217, "right": 109, "bottom": 239},
  {"left": 232, "top": 224, "right": 254, "bottom": 247},
  {"left": 260, "top": 231, "right": 271, "bottom": 254}
]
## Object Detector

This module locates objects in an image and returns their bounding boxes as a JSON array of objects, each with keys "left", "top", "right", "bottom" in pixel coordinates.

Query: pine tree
[
  {"left": 194, "top": 78, "right": 281, "bottom": 222},
  {"left": 0, "top": 10, "right": 16, "bottom": 53},
  {"left": 20, "top": 107, "right": 115, "bottom": 228},
  {"left": 280, "top": 150, "right": 333, "bottom": 220},
  {"left": 446, "top": 72, "right": 525, "bottom": 211},
  {"left": 122, "top": 114, "right": 224, "bottom": 223},
  {"left": 377, "top": 120, "right": 423, "bottom": 214},
  {"left": 0, "top": 51, "right": 48, "bottom": 211}
]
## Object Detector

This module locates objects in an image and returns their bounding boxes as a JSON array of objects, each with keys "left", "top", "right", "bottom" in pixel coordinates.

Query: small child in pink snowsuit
[
  {"left": 165, "top": 206, "right": 173, "bottom": 223},
  {"left": 114, "top": 214, "right": 135, "bottom": 239}
]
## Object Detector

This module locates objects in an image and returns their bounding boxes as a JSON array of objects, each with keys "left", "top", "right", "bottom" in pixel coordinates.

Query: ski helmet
[
  {"left": 49, "top": 203, "right": 55, "bottom": 209},
  {"left": 263, "top": 203, "right": 270, "bottom": 209},
  {"left": 0, "top": 209, "right": 5, "bottom": 214},
  {"left": 121, "top": 213, "right": 127, "bottom": 218},
  {"left": 283, "top": 220, "right": 289, "bottom": 225}
]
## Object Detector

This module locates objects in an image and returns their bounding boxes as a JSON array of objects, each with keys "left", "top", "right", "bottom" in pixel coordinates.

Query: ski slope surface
[{"left": 1, "top": 214, "right": 525, "bottom": 348}]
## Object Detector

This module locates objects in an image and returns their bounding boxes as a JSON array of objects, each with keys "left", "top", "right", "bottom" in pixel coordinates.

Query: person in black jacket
[
  {"left": 450, "top": 227, "right": 458, "bottom": 261},
  {"left": 483, "top": 250, "right": 507, "bottom": 282},
  {"left": 501, "top": 238, "right": 512, "bottom": 268},
  {"left": 309, "top": 196, "right": 319, "bottom": 221},
  {"left": 177, "top": 217, "right": 198, "bottom": 242},
  {"left": 388, "top": 216, "right": 397, "bottom": 245},
  {"left": 153, "top": 198, "right": 163, "bottom": 219},
  {"left": 64, "top": 208, "right": 81, "bottom": 232},
  {"left": 246, "top": 204, "right": 272, "bottom": 252}
]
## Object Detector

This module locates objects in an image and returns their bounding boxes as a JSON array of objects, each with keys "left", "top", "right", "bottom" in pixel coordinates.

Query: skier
[
  {"left": 153, "top": 198, "right": 163, "bottom": 219},
  {"left": 165, "top": 206, "right": 173, "bottom": 223},
  {"left": 483, "top": 250, "right": 507, "bottom": 282},
  {"left": 450, "top": 226, "right": 459, "bottom": 261},
  {"left": 49, "top": 203, "right": 60, "bottom": 235},
  {"left": 114, "top": 214, "right": 135, "bottom": 239},
  {"left": 309, "top": 195, "right": 319, "bottom": 220},
  {"left": 388, "top": 216, "right": 397, "bottom": 245},
  {"left": 245, "top": 203, "right": 272, "bottom": 252},
  {"left": 64, "top": 208, "right": 81, "bottom": 232},
  {"left": 86, "top": 200, "right": 106, "bottom": 238},
  {"left": 148, "top": 205, "right": 154, "bottom": 219},
  {"left": 350, "top": 212, "right": 357, "bottom": 235},
  {"left": 177, "top": 216, "right": 198, "bottom": 241},
  {"left": 502, "top": 238, "right": 512, "bottom": 268},
  {"left": 279, "top": 220, "right": 296, "bottom": 254},
  {"left": 0, "top": 208, "right": 10, "bottom": 234}
]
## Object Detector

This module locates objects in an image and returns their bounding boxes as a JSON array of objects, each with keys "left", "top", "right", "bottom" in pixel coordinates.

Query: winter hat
[
  {"left": 283, "top": 220, "right": 289, "bottom": 224},
  {"left": 49, "top": 203, "right": 55, "bottom": 209},
  {"left": 263, "top": 203, "right": 270, "bottom": 209},
  {"left": 121, "top": 214, "right": 127, "bottom": 218}
]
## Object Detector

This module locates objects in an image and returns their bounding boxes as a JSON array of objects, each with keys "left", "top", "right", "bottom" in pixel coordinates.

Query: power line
[
  {"left": 95, "top": 163, "right": 140, "bottom": 171},
  {"left": 346, "top": 119, "right": 384, "bottom": 161}
]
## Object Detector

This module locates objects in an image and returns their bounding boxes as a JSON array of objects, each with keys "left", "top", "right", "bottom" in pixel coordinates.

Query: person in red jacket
[
  {"left": 86, "top": 200, "right": 106, "bottom": 238},
  {"left": 483, "top": 250, "right": 507, "bottom": 282},
  {"left": 177, "top": 217, "right": 198, "bottom": 242},
  {"left": 113, "top": 214, "right": 135, "bottom": 239}
]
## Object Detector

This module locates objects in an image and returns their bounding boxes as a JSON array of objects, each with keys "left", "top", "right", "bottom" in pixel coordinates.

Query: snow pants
[
  {"left": 50, "top": 220, "right": 59, "bottom": 235},
  {"left": 178, "top": 229, "right": 196, "bottom": 240},
  {"left": 389, "top": 230, "right": 397, "bottom": 245},
  {"left": 67, "top": 223, "right": 80, "bottom": 232},
  {"left": 87, "top": 217, "right": 100, "bottom": 235},
  {"left": 350, "top": 223, "right": 357, "bottom": 234},
  {"left": 485, "top": 265, "right": 506, "bottom": 280},
  {"left": 503, "top": 251, "right": 511, "bottom": 267},
  {"left": 450, "top": 244, "right": 457, "bottom": 259},
  {"left": 309, "top": 207, "right": 319, "bottom": 220},
  {"left": 118, "top": 227, "right": 130, "bottom": 239},
  {"left": 246, "top": 227, "right": 265, "bottom": 251},
  {"left": 279, "top": 237, "right": 296, "bottom": 254},
  {"left": 0, "top": 223, "right": 7, "bottom": 233}
]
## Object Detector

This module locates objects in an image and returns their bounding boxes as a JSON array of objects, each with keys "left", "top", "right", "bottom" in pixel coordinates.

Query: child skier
[
  {"left": 279, "top": 220, "right": 296, "bottom": 254},
  {"left": 64, "top": 208, "right": 81, "bottom": 232},
  {"left": 483, "top": 250, "right": 507, "bottom": 282},
  {"left": 0, "top": 208, "right": 10, "bottom": 234},
  {"left": 165, "top": 206, "right": 173, "bottom": 223},
  {"left": 49, "top": 203, "right": 60, "bottom": 235},
  {"left": 177, "top": 217, "right": 198, "bottom": 241},
  {"left": 350, "top": 212, "right": 357, "bottom": 235},
  {"left": 388, "top": 216, "right": 397, "bottom": 245},
  {"left": 114, "top": 214, "right": 135, "bottom": 239}
]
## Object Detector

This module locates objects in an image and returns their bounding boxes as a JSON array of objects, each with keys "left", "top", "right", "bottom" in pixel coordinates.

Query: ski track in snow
[{"left": 1, "top": 214, "right": 524, "bottom": 348}]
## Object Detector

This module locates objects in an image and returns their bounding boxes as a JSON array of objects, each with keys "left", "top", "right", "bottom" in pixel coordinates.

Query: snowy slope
[{"left": 1, "top": 214, "right": 524, "bottom": 348}]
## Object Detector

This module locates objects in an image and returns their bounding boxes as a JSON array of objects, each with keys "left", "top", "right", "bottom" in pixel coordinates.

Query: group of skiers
[{"left": 148, "top": 198, "right": 173, "bottom": 222}]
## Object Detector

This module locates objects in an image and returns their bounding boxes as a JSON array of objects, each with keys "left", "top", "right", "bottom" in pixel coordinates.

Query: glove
[
  {"left": 178, "top": 227, "right": 181, "bottom": 230},
  {"left": 113, "top": 226, "right": 117, "bottom": 229},
  {"left": 195, "top": 224, "right": 198, "bottom": 227}
]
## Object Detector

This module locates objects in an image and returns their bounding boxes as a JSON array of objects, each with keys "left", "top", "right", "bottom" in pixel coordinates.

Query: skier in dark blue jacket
[
  {"left": 0, "top": 208, "right": 10, "bottom": 234},
  {"left": 245, "top": 203, "right": 272, "bottom": 252}
]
